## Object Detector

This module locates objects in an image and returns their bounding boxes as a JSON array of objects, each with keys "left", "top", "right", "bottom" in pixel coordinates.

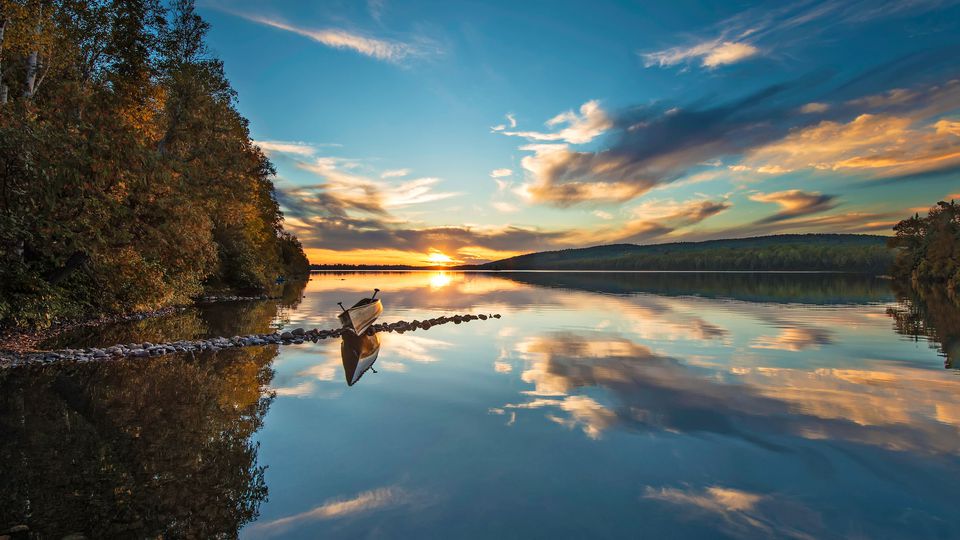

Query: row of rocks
[
  {"left": 1, "top": 313, "right": 502, "bottom": 368},
  {"left": 366, "top": 313, "right": 500, "bottom": 334}
]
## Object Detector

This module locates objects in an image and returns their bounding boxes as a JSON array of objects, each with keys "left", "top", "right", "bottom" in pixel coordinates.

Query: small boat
[
  {"left": 341, "top": 332, "right": 381, "bottom": 386},
  {"left": 337, "top": 289, "right": 383, "bottom": 335}
]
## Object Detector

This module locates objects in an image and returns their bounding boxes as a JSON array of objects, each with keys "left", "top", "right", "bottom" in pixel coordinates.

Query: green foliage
[
  {"left": 0, "top": 0, "right": 308, "bottom": 329},
  {"left": 479, "top": 234, "right": 894, "bottom": 272},
  {"left": 888, "top": 200, "right": 960, "bottom": 292}
]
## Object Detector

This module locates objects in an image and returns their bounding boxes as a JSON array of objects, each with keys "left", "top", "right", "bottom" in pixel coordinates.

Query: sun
[{"left": 427, "top": 251, "right": 454, "bottom": 265}]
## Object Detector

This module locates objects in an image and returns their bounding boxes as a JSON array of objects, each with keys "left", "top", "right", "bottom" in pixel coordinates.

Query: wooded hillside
[
  {"left": 0, "top": 0, "right": 309, "bottom": 328},
  {"left": 472, "top": 234, "right": 893, "bottom": 272}
]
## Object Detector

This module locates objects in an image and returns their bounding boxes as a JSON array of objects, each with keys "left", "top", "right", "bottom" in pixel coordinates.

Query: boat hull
[{"left": 338, "top": 299, "right": 383, "bottom": 335}]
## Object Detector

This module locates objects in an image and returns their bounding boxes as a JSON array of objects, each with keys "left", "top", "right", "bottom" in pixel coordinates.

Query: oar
[
  {"left": 337, "top": 302, "right": 346, "bottom": 312},
  {"left": 371, "top": 288, "right": 380, "bottom": 300}
]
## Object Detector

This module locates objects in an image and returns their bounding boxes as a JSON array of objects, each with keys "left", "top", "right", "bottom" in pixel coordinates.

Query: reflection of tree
[
  {"left": 497, "top": 272, "right": 893, "bottom": 305},
  {"left": 42, "top": 279, "right": 308, "bottom": 349},
  {"left": 0, "top": 346, "right": 277, "bottom": 537},
  {"left": 888, "top": 283, "right": 960, "bottom": 369}
]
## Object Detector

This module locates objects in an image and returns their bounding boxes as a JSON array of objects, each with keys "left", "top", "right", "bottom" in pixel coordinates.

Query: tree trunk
[{"left": 23, "top": 50, "right": 37, "bottom": 98}]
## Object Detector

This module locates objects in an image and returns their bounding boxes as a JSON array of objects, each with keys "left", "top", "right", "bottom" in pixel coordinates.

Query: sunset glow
[
  {"left": 199, "top": 1, "right": 960, "bottom": 265},
  {"left": 427, "top": 251, "right": 454, "bottom": 265}
]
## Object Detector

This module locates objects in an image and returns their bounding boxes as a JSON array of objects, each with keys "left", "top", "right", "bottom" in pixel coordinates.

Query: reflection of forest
[
  {"left": 0, "top": 346, "right": 277, "bottom": 537},
  {"left": 887, "top": 283, "right": 960, "bottom": 369},
  {"left": 496, "top": 272, "right": 894, "bottom": 304},
  {"left": 41, "top": 279, "right": 308, "bottom": 350}
]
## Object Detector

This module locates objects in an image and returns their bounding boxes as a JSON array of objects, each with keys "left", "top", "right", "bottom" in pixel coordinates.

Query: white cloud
[
  {"left": 490, "top": 168, "right": 513, "bottom": 178},
  {"left": 491, "top": 113, "right": 518, "bottom": 132},
  {"left": 593, "top": 210, "right": 613, "bottom": 220},
  {"left": 254, "top": 140, "right": 320, "bottom": 157},
  {"left": 800, "top": 102, "right": 830, "bottom": 114},
  {"left": 499, "top": 100, "right": 612, "bottom": 144},
  {"left": 642, "top": 40, "right": 759, "bottom": 69},
  {"left": 492, "top": 202, "right": 519, "bottom": 213},
  {"left": 381, "top": 168, "right": 411, "bottom": 178},
  {"left": 234, "top": 12, "right": 428, "bottom": 63}
]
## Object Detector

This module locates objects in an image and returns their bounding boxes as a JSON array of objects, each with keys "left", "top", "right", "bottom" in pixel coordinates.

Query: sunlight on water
[{"left": 3, "top": 271, "right": 959, "bottom": 538}]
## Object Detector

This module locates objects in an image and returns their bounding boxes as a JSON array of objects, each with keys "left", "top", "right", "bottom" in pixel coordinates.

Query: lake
[{"left": 2, "top": 271, "right": 959, "bottom": 538}]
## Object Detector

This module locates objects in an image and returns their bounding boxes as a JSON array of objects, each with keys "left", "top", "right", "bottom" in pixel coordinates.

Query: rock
[
  {"left": 493, "top": 314, "right": 501, "bottom": 318},
  {"left": 479, "top": 314, "right": 488, "bottom": 320},
  {"left": 280, "top": 331, "right": 294, "bottom": 340},
  {"left": 292, "top": 327, "right": 305, "bottom": 336}
]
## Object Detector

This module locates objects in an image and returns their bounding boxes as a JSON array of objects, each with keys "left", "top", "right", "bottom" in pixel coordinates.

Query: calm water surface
[{"left": 2, "top": 272, "right": 960, "bottom": 538}]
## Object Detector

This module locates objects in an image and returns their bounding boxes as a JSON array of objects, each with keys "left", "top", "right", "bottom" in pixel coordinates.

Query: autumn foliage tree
[
  {"left": 0, "top": 0, "right": 309, "bottom": 328},
  {"left": 888, "top": 200, "right": 960, "bottom": 293}
]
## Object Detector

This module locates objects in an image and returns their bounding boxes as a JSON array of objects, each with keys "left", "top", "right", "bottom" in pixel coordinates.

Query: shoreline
[{"left": 0, "top": 293, "right": 281, "bottom": 355}]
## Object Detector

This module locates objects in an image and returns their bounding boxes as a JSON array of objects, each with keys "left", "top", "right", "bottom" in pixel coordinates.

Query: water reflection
[
  {"left": 497, "top": 331, "right": 960, "bottom": 453},
  {"left": 40, "top": 279, "right": 308, "bottom": 350},
  {"left": 0, "top": 347, "right": 277, "bottom": 537},
  {"left": 888, "top": 283, "right": 960, "bottom": 368},
  {"left": 341, "top": 333, "right": 382, "bottom": 386},
  {"left": 6, "top": 271, "right": 960, "bottom": 538}
]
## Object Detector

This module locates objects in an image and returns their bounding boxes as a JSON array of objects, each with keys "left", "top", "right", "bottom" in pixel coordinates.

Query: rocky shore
[{"left": 0, "top": 313, "right": 501, "bottom": 368}]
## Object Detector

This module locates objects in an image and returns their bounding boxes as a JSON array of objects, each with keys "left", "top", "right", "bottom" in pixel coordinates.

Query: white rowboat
[{"left": 337, "top": 289, "right": 383, "bottom": 335}]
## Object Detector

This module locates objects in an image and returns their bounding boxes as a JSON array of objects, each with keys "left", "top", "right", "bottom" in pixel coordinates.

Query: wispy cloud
[
  {"left": 498, "top": 100, "right": 611, "bottom": 144},
  {"left": 643, "top": 0, "right": 953, "bottom": 71},
  {"left": 491, "top": 113, "right": 517, "bottom": 131},
  {"left": 642, "top": 40, "right": 760, "bottom": 69},
  {"left": 254, "top": 140, "right": 341, "bottom": 157},
  {"left": 490, "top": 168, "right": 512, "bottom": 178},
  {"left": 749, "top": 190, "right": 837, "bottom": 223},
  {"left": 381, "top": 168, "right": 411, "bottom": 178},
  {"left": 228, "top": 11, "right": 434, "bottom": 63}
]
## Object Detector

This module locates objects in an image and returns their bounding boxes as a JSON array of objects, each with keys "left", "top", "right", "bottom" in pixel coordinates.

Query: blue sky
[{"left": 197, "top": 0, "right": 960, "bottom": 264}]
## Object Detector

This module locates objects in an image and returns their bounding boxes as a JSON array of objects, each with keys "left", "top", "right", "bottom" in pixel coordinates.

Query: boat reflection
[{"left": 341, "top": 332, "right": 382, "bottom": 386}]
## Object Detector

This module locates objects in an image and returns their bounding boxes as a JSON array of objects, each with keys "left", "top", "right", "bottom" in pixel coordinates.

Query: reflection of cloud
[
  {"left": 494, "top": 361, "right": 513, "bottom": 373},
  {"left": 644, "top": 485, "right": 763, "bottom": 513},
  {"left": 380, "top": 333, "right": 453, "bottom": 363},
  {"left": 504, "top": 395, "right": 617, "bottom": 439},
  {"left": 750, "top": 326, "right": 833, "bottom": 351},
  {"left": 643, "top": 485, "right": 818, "bottom": 539},
  {"left": 272, "top": 381, "right": 316, "bottom": 397},
  {"left": 250, "top": 487, "right": 409, "bottom": 536},
  {"left": 504, "top": 331, "right": 960, "bottom": 453}
]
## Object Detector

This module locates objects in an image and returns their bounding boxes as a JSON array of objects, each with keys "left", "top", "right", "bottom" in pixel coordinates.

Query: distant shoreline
[{"left": 309, "top": 269, "right": 883, "bottom": 274}]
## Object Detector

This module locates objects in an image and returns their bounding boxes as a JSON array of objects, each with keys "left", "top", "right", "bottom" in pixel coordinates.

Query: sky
[{"left": 196, "top": 0, "right": 960, "bottom": 265}]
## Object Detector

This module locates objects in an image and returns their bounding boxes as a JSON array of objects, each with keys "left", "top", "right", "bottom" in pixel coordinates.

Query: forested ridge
[
  {"left": 473, "top": 234, "right": 894, "bottom": 272},
  {"left": 0, "top": 0, "right": 309, "bottom": 329}
]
